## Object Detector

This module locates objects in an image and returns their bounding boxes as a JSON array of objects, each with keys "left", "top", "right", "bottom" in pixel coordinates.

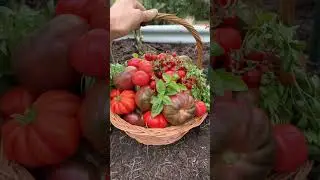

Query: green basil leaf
[
  {"left": 166, "top": 86, "right": 178, "bottom": 96},
  {"left": 163, "top": 95, "right": 172, "bottom": 105},
  {"left": 173, "top": 74, "right": 179, "bottom": 81},
  {"left": 179, "top": 84, "right": 187, "bottom": 91},
  {"left": 151, "top": 100, "right": 163, "bottom": 117},
  {"left": 156, "top": 79, "right": 166, "bottom": 95},
  {"left": 151, "top": 96, "right": 160, "bottom": 105},
  {"left": 162, "top": 74, "right": 171, "bottom": 82}
]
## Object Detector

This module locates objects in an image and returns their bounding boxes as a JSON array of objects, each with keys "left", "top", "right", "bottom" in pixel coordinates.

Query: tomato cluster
[{"left": 111, "top": 52, "right": 207, "bottom": 128}]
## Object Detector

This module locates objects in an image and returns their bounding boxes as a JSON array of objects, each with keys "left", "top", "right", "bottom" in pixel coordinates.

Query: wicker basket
[
  {"left": 0, "top": 138, "right": 35, "bottom": 180},
  {"left": 110, "top": 13, "right": 208, "bottom": 145}
]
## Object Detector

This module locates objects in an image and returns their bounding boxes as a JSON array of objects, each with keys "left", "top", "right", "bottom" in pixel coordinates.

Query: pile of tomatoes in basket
[{"left": 111, "top": 52, "right": 208, "bottom": 128}]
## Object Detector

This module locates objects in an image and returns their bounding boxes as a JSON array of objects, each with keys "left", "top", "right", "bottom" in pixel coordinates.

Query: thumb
[{"left": 142, "top": 9, "right": 158, "bottom": 22}]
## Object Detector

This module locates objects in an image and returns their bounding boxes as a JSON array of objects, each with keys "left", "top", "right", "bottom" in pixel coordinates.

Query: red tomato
[
  {"left": 245, "top": 51, "right": 265, "bottom": 62},
  {"left": 273, "top": 124, "right": 308, "bottom": 172},
  {"left": 165, "top": 71, "right": 175, "bottom": 77},
  {"left": 110, "top": 89, "right": 136, "bottom": 115},
  {"left": 0, "top": 87, "right": 34, "bottom": 120},
  {"left": 132, "top": 71, "right": 150, "bottom": 86},
  {"left": 2, "top": 91, "right": 81, "bottom": 167},
  {"left": 55, "top": 0, "right": 90, "bottom": 20},
  {"left": 195, "top": 101, "right": 207, "bottom": 117},
  {"left": 215, "top": 28, "right": 242, "bottom": 52},
  {"left": 177, "top": 70, "right": 186, "bottom": 79},
  {"left": 150, "top": 81, "right": 156, "bottom": 89},
  {"left": 157, "top": 53, "right": 166, "bottom": 61},
  {"left": 242, "top": 70, "right": 262, "bottom": 89},
  {"left": 88, "top": 0, "right": 108, "bottom": 29},
  {"left": 127, "top": 58, "right": 141, "bottom": 68},
  {"left": 222, "top": 16, "right": 238, "bottom": 27},
  {"left": 69, "top": 29, "right": 108, "bottom": 78},
  {"left": 144, "top": 53, "right": 153, "bottom": 61},
  {"left": 138, "top": 60, "right": 153, "bottom": 74},
  {"left": 215, "top": 91, "right": 233, "bottom": 102},
  {"left": 216, "top": 0, "right": 236, "bottom": 6},
  {"left": 143, "top": 111, "right": 168, "bottom": 128}
]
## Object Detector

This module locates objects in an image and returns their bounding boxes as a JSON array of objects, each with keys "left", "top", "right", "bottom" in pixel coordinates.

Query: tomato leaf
[
  {"left": 209, "top": 68, "right": 248, "bottom": 95},
  {"left": 156, "top": 80, "right": 166, "bottom": 95},
  {"left": 132, "top": 53, "right": 139, "bottom": 58},
  {"left": 211, "top": 41, "right": 224, "bottom": 57}
]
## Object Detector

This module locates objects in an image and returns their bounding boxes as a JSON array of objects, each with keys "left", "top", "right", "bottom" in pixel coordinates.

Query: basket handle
[{"left": 152, "top": 13, "right": 204, "bottom": 69}]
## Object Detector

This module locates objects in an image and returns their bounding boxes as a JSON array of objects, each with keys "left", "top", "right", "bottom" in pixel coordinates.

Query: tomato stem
[{"left": 11, "top": 107, "right": 37, "bottom": 125}]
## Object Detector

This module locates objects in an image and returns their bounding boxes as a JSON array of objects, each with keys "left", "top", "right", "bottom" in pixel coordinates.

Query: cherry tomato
[
  {"left": 138, "top": 60, "right": 153, "bottom": 74},
  {"left": 127, "top": 58, "right": 141, "bottom": 68},
  {"left": 150, "top": 81, "right": 156, "bottom": 89},
  {"left": 242, "top": 69, "right": 262, "bottom": 89},
  {"left": 195, "top": 101, "right": 207, "bottom": 117},
  {"left": 177, "top": 70, "right": 186, "bottom": 79}
]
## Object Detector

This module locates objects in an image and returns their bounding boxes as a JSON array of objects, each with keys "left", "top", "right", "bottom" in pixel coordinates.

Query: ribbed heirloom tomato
[
  {"left": 0, "top": 87, "right": 34, "bottom": 120},
  {"left": 110, "top": 89, "right": 136, "bottom": 115},
  {"left": 1, "top": 91, "right": 81, "bottom": 167}
]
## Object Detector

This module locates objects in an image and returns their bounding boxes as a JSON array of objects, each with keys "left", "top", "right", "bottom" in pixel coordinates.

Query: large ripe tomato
[
  {"left": 88, "top": 0, "right": 108, "bottom": 29},
  {"left": 69, "top": 29, "right": 108, "bottom": 78},
  {"left": 0, "top": 87, "right": 34, "bottom": 120},
  {"left": 212, "top": 101, "right": 275, "bottom": 179},
  {"left": 132, "top": 71, "right": 150, "bottom": 86},
  {"left": 1, "top": 91, "right": 81, "bottom": 167},
  {"left": 55, "top": 0, "right": 90, "bottom": 20},
  {"left": 214, "top": 28, "right": 242, "bottom": 52},
  {"left": 273, "top": 124, "right": 308, "bottom": 173},
  {"left": 110, "top": 89, "right": 135, "bottom": 115},
  {"left": 143, "top": 111, "right": 168, "bottom": 128}
]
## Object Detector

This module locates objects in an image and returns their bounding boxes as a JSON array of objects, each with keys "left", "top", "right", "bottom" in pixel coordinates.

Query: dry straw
[{"left": 110, "top": 13, "right": 208, "bottom": 145}]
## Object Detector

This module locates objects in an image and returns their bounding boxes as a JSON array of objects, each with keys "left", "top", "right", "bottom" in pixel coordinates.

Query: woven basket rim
[{"left": 110, "top": 112, "right": 208, "bottom": 137}]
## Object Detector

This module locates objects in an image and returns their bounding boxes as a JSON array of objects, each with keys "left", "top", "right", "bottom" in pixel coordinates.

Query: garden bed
[{"left": 110, "top": 39, "right": 210, "bottom": 180}]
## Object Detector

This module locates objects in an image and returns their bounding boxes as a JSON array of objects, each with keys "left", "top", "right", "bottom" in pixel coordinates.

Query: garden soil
[{"left": 110, "top": 39, "right": 210, "bottom": 180}]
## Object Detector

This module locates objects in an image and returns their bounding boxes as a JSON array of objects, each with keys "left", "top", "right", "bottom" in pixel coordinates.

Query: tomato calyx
[{"left": 12, "top": 107, "right": 37, "bottom": 125}]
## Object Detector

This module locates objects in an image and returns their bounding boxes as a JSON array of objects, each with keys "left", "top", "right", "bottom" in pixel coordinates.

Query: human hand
[{"left": 110, "top": 0, "right": 158, "bottom": 41}]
